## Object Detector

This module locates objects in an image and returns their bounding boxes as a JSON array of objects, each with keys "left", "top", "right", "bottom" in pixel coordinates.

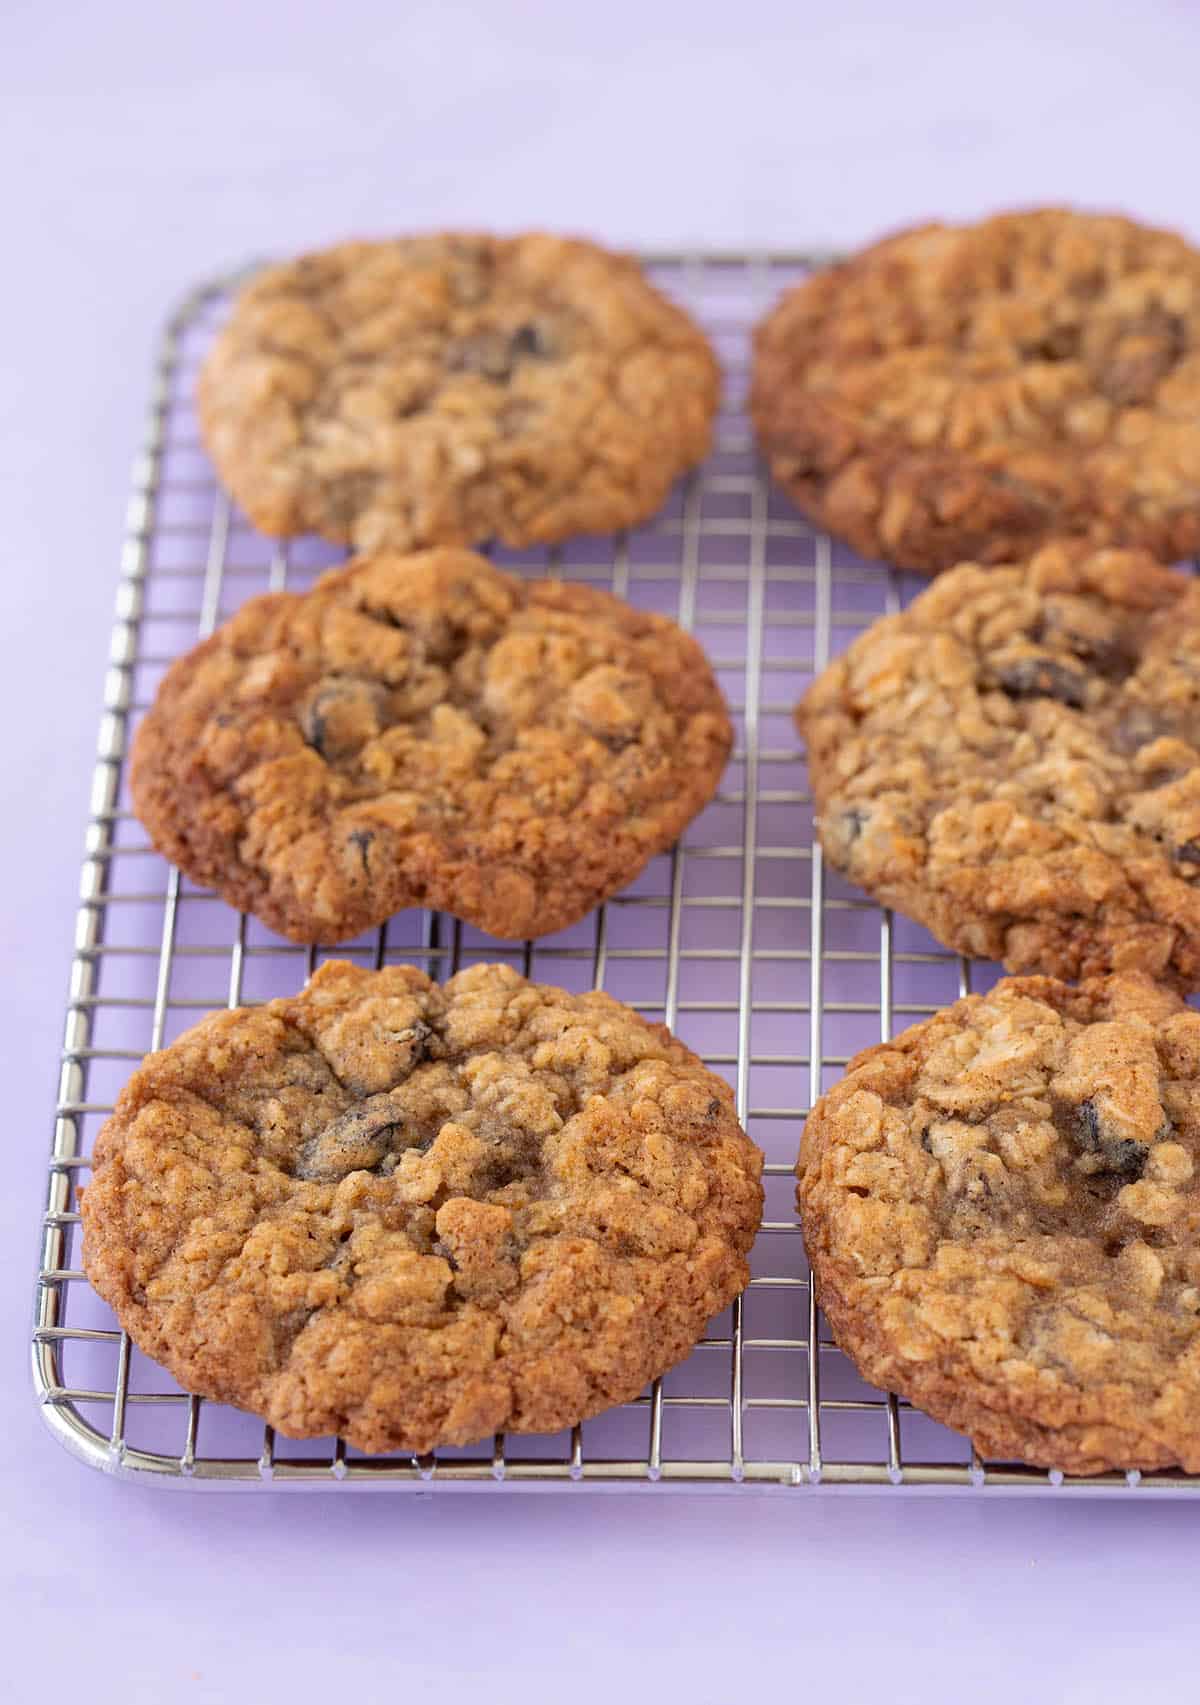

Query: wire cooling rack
[{"left": 32, "top": 250, "right": 1200, "bottom": 1494}]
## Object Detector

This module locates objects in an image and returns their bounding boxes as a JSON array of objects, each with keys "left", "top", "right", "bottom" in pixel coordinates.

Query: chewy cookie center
[
  {"left": 261, "top": 569, "right": 667, "bottom": 784},
  {"left": 300, "top": 238, "right": 582, "bottom": 424},
  {"left": 976, "top": 294, "right": 1191, "bottom": 408},
  {"left": 221, "top": 558, "right": 683, "bottom": 859},
  {"left": 883, "top": 225, "right": 1199, "bottom": 434},
  {"left": 985, "top": 591, "right": 1142, "bottom": 712},
  {"left": 280, "top": 1042, "right": 567, "bottom": 1211},
  {"left": 444, "top": 319, "right": 561, "bottom": 383},
  {"left": 919, "top": 1000, "right": 1200, "bottom": 1267}
]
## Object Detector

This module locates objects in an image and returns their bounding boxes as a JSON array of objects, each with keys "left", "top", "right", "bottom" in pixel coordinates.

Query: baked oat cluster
[
  {"left": 82, "top": 962, "right": 764, "bottom": 1453},
  {"left": 753, "top": 208, "right": 1200, "bottom": 573},
  {"left": 200, "top": 233, "right": 719, "bottom": 552},
  {"left": 131, "top": 548, "right": 732, "bottom": 944},
  {"left": 799, "top": 973, "right": 1200, "bottom": 1474},
  {"left": 798, "top": 542, "right": 1200, "bottom": 989}
]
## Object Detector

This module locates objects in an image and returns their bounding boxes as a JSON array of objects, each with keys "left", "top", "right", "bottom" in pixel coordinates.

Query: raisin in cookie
[
  {"left": 753, "top": 208, "right": 1200, "bottom": 573},
  {"left": 131, "top": 548, "right": 732, "bottom": 943},
  {"left": 798, "top": 542, "right": 1200, "bottom": 988},
  {"left": 199, "top": 233, "right": 719, "bottom": 552},
  {"left": 799, "top": 971, "right": 1200, "bottom": 1474},
  {"left": 82, "top": 961, "right": 763, "bottom": 1453}
]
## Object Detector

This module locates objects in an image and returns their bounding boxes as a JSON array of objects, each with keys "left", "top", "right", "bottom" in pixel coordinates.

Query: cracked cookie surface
[
  {"left": 199, "top": 233, "right": 719, "bottom": 552},
  {"left": 131, "top": 548, "right": 732, "bottom": 943},
  {"left": 798, "top": 542, "right": 1200, "bottom": 988},
  {"left": 82, "top": 961, "right": 763, "bottom": 1453},
  {"left": 752, "top": 208, "right": 1200, "bottom": 573},
  {"left": 799, "top": 973, "right": 1200, "bottom": 1473}
]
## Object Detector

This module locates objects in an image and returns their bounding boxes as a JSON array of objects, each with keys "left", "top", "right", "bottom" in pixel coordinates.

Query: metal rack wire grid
[{"left": 32, "top": 250, "right": 1199, "bottom": 1494}]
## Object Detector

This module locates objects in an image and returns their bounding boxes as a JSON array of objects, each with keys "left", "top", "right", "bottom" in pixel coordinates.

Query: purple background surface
[{"left": 6, "top": 2, "right": 1200, "bottom": 1699}]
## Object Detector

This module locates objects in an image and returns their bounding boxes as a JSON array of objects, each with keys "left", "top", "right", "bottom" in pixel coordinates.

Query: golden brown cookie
[
  {"left": 199, "top": 233, "right": 719, "bottom": 552},
  {"left": 797, "top": 542, "right": 1200, "bottom": 989},
  {"left": 752, "top": 208, "right": 1200, "bottom": 573},
  {"left": 131, "top": 548, "right": 732, "bottom": 943},
  {"left": 82, "top": 961, "right": 763, "bottom": 1453},
  {"left": 799, "top": 972, "right": 1200, "bottom": 1474}
]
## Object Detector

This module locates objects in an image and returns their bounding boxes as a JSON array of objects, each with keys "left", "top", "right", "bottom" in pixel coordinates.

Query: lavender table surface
[{"left": 5, "top": 2, "right": 1200, "bottom": 1698}]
